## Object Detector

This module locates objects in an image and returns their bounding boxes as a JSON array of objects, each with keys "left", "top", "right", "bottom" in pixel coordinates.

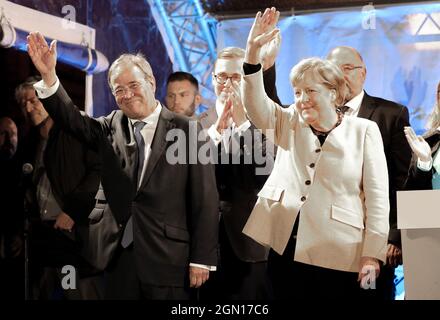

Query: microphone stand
[
  {"left": 24, "top": 197, "right": 30, "bottom": 300},
  {"left": 22, "top": 163, "right": 33, "bottom": 300}
]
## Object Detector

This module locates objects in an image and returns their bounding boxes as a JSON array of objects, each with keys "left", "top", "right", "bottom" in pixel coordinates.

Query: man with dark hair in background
[{"left": 165, "top": 71, "right": 202, "bottom": 117}]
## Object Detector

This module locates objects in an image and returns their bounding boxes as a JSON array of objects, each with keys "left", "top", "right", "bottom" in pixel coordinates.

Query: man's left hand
[
  {"left": 189, "top": 266, "right": 210, "bottom": 288},
  {"left": 54, "top": 212, "right": 75, "bottom": 232},
  {"left": 386, "top": 243, "right": 403, "bottom": 267}
]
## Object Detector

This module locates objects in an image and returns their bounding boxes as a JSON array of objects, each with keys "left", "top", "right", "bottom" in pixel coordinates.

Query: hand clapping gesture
[{"left": 404, "top": 126, "right": 432, "bottom": 162}]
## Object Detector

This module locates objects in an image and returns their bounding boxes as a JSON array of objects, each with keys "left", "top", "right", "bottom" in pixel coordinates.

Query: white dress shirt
[{"left": 344, "top": 90, "right": 365, "bottom": 117}]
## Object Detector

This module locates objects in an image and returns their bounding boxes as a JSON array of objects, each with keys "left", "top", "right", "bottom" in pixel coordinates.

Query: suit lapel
[
  {"left": 138, "top": 107, "right": 175, "bottom": 191},
  {"left": 120, "top": 114, "right": 138, "bottom": 182},
  {"left": 357, "top": 92, "right": 376, "bottom": 120}
]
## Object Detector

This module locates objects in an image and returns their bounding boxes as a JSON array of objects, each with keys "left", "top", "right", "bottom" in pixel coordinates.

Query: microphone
[{"left": 22, "top": 163, "right": 34, "bottom": 176}]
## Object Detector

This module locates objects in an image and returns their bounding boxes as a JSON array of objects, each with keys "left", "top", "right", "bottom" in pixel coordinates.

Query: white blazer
[{"left": 241, "top": 69, "right": 389, "bottom": 272}]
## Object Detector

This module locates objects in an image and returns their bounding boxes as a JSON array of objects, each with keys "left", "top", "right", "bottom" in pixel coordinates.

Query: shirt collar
[
  {"left": 345, "top": 90, "right": 365, "bottom": 114},
  {"left": 129, "top": 101, "right": 162, "bottom": 127}
]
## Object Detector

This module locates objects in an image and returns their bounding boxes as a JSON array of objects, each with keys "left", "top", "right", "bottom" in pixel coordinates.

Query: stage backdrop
[{"left": 217, "top": 2, "right": 440, "bottom": 134}]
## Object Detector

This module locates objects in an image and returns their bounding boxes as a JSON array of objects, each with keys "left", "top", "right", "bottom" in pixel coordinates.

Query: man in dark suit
[
  {"left": 327, "top": 46, "right": 412, "bottom": 299},
  {"left": 195, "top": 47, "right": 276, "bottom": 300},
  {"left": 26, "top": 32, "right": 218, "bottom": 299},
  {"left": 14, "top": 77, "right": 102, "bottom": 299}
]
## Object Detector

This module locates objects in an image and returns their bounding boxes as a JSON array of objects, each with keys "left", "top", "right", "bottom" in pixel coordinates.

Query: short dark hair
[{"left": 166, "top": 72, "right": 199, "bottom": 91}]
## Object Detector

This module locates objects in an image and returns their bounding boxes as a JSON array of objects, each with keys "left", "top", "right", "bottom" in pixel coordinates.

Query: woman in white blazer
[{"left": 240, "top": 8, "right": 390, "bottom": 299}]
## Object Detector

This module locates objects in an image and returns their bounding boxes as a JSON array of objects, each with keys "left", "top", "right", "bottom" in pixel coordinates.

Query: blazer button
[
  {"left": 305, "top": 180, "right": 311, "bottom": 185},
  {"left": 301, "top": 196, "right": 306, "bottom": 201},
  {"left": 309, "top": 163, "right": 315, "bottom": 168},
  {"left": 315, "top": 148, "right": 321, "bottom": 153}
]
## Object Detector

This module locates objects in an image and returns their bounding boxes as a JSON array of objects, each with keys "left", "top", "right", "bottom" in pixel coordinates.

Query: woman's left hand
[{"left": 358, "top": 256, "right": 381, "bottom": 289}]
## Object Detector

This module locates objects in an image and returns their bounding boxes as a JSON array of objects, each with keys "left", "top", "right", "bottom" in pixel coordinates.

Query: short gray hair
[
  {"left": 214, "top": 47, "right": 245, "bottom": 70},
  {"left": 107, "top": 53, "right": 154, "bottom": 89},
  {"left": 15, "top": 76, "right": 41, "bottom": 106},
  {"left": 290, "top": 57, "right": 346, "bottom": 106}
]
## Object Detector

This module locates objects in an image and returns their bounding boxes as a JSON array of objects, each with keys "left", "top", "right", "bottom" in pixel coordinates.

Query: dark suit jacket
[
  {"left": 197, "top": 65, "right": 277, "bottom": 262},
  {"left": 44, "top": 123, "right": 101, "bottom": 225},
  {"left": 358, "top": 92, "right": 412, "bottom": 246},
  {"left": 405, "top": 131, "right": 440, "bottom": 190},
  {"left": 42, "top": 84, "right": 219, "bottom": 287},
  {"left": 216, "top": 123, "right": 274, "bottom": 262}
]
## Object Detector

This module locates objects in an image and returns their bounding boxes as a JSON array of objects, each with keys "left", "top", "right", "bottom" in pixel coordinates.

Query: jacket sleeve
[
  {"left": 388, "top": 106, "right": 412, "bottom": 246},
  {"left": 188, "top": 121, "right": 219, "bottom": 266},
  {"left": 61, "top": 149, "right": 101, "bottom": 225},
  {"left": 242, "top": 67, "right": 297, "bottom": 147},
  {"left": 41, "top": 83, "right": 110, "bottom": 150},
  {"left": 263, "top": 65, "right": 282, "bottom": 106},
  {"left": 361, "top": 121, "right": 390, "bottom": 263}
]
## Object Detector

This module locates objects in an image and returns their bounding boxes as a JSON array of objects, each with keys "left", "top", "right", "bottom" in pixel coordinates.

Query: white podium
[{"left": 397, "top": 190, "right": 440, "bottom": 300}]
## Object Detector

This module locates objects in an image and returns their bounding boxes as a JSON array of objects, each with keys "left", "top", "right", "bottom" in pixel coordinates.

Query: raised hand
[
  {"left": 26, "top": 32, "right": 58, "bottom": 86},
  {"left": 229, "top": 80, "right": 247, "bottom": 127},
  {"left": 261, "top": 31, "right": 281, "bottom": 71},
  {"left": 404, "top": 126, "right": 432, "bottom": 162},
  {"left": 245, "top": 7, "right": 280, "bottom": 65}
]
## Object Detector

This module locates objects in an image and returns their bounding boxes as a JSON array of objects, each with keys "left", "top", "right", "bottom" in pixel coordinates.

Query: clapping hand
[{"left": 404, "top": 126, "right": 432, "bottom": 162}]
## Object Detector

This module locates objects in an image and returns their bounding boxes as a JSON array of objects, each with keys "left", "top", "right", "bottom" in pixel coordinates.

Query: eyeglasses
[
  {"left": 340, "top": 64, "right": 363, "bottom": 73},
  {"left": 113, "top": 81, "right": 143, "bottom": 98},
  {"left": 213, "top": 73, "right": 242, "bottom": 85}
]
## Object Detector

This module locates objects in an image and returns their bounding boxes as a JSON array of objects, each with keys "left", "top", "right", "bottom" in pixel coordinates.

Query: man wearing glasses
[
  {"left": 327, "top": 46, "right": 412, "bottom": 300},
  {"left": 196, "top": 46, "right": 278, "bottom": 300},
  {"left": 26, "top": 32, "right": 218, "bottom": 300}
]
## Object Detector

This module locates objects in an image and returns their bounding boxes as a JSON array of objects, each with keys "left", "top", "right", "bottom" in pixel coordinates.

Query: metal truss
[{"left": 148, "top": 0, "right": 218, "bottom": 112}]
